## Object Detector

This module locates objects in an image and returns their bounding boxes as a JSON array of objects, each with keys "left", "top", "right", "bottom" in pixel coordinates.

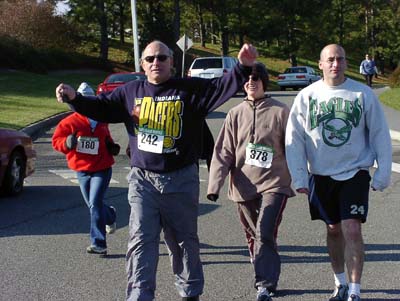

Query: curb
[{"left": 22, "top": 111, "right": 72, "bottom": 141}]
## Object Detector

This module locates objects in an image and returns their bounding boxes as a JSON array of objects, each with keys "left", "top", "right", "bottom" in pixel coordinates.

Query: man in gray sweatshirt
[{"left": 285, "top": 44, "right": 391, "bottom": 301}]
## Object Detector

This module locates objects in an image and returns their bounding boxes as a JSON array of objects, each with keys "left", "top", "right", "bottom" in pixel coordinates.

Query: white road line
[
  {"left": 48, "top": 169, "right": 119, "bottom": 184},
  {"left": 391, "top": 162, "right": 400, "bottom": 174},
  {"left": 373, "top": 162, "right": 400, "bottom": 174},
  {"left": 390, "top": 130, "right": 400, "bottom": 142}
]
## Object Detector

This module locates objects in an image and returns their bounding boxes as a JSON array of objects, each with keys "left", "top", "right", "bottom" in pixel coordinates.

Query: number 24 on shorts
[{"left": 350, "top": 204, "right": 365, "bottom": 215}]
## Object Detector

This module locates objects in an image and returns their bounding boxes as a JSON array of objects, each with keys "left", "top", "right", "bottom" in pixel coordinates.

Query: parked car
[
  {"left": 187, "top": 56, "right": 239, "bottom": 78},
  {"left": 277, "top": 66, "right": 321, "bottom": 90},
  {"left": 96, "top": 72, "right": 146, "bottom": 94},
  {"left": 0, "top": 128, "right": 36, "bottom": 196}
]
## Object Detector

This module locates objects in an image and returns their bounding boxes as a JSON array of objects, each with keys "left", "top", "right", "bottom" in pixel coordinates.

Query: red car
[
  {"left": 96, "top": 72, "right": 146, "bottom": 94},
  {"left": 0, "top": 128, "right": 36, "bottom": 196}
]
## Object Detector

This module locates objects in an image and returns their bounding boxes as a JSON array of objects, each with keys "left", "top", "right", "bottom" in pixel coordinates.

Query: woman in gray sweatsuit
[{"left": 207, "top": 62, "right": 294, "bottom": 301}]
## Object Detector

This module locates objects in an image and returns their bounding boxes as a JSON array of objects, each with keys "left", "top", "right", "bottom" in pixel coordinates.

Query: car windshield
[
  {"left": 106, "top": 74, "right": 145, "bottom": 83},
  {"left": 284, "top": 67, "right": 307, "bottom": 74},
  {"left": 192, "top": 58, "right": 223, "bottom": 69}
]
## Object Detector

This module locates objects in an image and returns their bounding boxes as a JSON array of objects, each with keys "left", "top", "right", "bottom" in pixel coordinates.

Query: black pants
[{"left": 364, "top": 74, "right": 374, "bottom": 87}]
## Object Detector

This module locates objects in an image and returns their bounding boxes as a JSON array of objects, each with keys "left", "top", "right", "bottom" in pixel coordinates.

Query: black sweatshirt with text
[{"left": 68, "top": 64, "right": 251, "bottom": 172}]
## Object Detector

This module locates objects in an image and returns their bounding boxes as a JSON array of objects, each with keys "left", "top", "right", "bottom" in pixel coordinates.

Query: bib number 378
[{"left": 245, "top": 143, "right": 274, "bottom": 168}]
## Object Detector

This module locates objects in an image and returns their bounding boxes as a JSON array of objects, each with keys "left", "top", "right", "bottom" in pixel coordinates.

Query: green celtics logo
[{"left": 309, "top": 96, "right": 362, "bottom": 147}]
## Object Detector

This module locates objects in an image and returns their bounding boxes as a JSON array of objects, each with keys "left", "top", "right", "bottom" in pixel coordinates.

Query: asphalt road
[{"left": 0, "top": 91, "right": 399, "bottom": 301}]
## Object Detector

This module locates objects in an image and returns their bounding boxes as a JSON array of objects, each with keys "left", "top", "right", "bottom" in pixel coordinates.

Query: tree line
[{"left": 1, "top": 0, "right": 399, "bottom": 73}]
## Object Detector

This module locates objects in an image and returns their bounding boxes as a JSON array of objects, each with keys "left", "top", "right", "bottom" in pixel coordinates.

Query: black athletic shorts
[{"left": 308, "top": 170, "right": 371, "bottom": 224}]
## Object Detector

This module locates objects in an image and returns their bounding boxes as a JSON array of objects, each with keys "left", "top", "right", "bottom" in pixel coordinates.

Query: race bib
[
  {"left": 245, "top": 143, "right": 274, "bottom": 168},
  {"left": 76, "top": 136, "right": 99, "bottom": 155},
  {"left": 137, "top": 127, "right": 164, "bottom": 153}
]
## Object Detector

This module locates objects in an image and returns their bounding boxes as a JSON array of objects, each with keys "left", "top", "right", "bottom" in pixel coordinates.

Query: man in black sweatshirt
[{"left": 56, "top": 40, "right": 258, "bottom": 301}]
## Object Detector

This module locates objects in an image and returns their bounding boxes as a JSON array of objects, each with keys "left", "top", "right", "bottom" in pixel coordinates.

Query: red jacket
[{"left": 52, "top": 113, "right": 115, "bottom": 172}]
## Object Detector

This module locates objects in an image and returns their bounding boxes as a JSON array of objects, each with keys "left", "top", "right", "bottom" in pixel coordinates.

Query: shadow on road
[
  {"left": 207, "top": 111, "right": 227, "bottom": 119},
  {"left": 0, "top": 185, "right": 220, "bottom": 237}
]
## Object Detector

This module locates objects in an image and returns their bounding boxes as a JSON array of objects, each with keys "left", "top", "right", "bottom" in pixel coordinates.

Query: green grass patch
[
  {"left": 0, "top": 69, "right": 107, "bottom": 129},
  {"left": 379, "top": 87, "right": 400, "bottom": 111}
]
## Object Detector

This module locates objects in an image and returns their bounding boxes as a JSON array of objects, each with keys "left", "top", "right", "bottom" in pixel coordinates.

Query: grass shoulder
[
  {"left": 379, "top": 87, "right": 400, "bottom": 111},
  {"left": 0, "top": 69, "right": 107, "bottom": 129}
]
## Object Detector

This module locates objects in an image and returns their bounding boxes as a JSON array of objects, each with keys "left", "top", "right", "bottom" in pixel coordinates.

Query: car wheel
[
  {"left": 2, "top": 150, "right": 26, "bottom": 196},
  {"left": 280, "top": 87, "right": 286, "bottom": 91}
]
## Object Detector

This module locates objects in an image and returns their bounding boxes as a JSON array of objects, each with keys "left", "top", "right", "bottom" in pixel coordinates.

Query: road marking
[
  {"left": 48, "top": 169, "right": 119, "bottom": 184},
  {"left": 391, "top": 162, "right": 400, "bottom": 174},
  {"left": 390, "top": 130, "right": 400, "bottom": 142},
  {"left": 373, "top": 162, "right": 400, "bottom": 174}
]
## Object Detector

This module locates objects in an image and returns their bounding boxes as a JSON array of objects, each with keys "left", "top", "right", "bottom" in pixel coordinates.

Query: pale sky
[{"left": 55, "top": 1, "right": 70, "bottom": 15}]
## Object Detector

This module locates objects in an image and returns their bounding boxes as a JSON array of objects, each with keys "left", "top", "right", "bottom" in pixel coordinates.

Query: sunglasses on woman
[
  {"left": 143, "top": 55, "right": 170, "bottom": 63},
  {"left": 249, "top": 74, "right": 260, "bottom": 81}
]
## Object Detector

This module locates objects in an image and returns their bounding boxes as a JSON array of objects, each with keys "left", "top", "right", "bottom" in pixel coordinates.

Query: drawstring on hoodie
[
  {"left": 250, "top": 102, "right": 256, "bottom": 144},
  {"left": 248, "top": 95, "right": 270, "bottom": 144}
]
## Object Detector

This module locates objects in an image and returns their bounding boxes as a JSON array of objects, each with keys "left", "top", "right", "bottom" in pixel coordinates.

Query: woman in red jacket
[{"left": 52, "top": 82, "right": 120, "bottom": 255}]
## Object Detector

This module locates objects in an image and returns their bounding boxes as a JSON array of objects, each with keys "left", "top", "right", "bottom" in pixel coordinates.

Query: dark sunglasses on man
[{"left": 143, "top": 55, "right": 170, "bottom": 63}]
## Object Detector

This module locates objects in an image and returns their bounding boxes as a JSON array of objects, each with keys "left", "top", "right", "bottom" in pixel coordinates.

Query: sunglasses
[
  {"left": 143, "top": 55, "right": 170, "bottom": 63},
  {"left": 249, "top": 74, "right": 260, "bottom": 81}
]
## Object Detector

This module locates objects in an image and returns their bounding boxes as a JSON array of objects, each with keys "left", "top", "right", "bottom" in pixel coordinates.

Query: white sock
[
  {"left": 334, "top": 272, "right": 347, "bottom": 286},
  {"left": 348, "top": 282, "right": 360, "bottom": 296}
]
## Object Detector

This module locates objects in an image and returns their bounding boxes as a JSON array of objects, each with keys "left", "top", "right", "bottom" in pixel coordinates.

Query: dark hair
[{"left": 252, "top": 62, "right": 269, "bottom": 91}]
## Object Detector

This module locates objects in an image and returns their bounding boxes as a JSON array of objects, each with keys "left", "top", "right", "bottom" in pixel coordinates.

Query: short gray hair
[{"left": 140, "top": 40, "right": 173, "bottom": 61}]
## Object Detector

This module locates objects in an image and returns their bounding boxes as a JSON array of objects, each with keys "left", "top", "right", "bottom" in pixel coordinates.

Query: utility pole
[{"left": 131, "top": 0, "right": 140, "bottom": 72}]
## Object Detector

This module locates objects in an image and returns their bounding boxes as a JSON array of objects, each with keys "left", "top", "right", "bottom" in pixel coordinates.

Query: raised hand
[
  {"left": 56, "top": 83, "right": 77, "bottom": 103},
  {"left": 238, "top": 43, "right": 258, "bottom": 66}
]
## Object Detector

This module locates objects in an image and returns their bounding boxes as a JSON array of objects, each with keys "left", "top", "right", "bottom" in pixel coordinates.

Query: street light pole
[{"left": 131, "top": 0, "right": 140, "bottom": 72}]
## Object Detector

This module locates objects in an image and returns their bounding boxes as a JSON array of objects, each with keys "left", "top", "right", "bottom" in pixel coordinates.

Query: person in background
[
  {"left": 200, "top": 121, "right": 214, "bottom": 170},
  {"left": 55, "top": 40, "right": 258, "bottom": 301},
  {"left": 289, "top": 53, "right": 297, "bottom": 67},
  {"left": 52, "top": 82, "right": 120, "bottom": 255},
  {"left": 207, "top": 62, "right": 294, "bottom": 301},
  {"left": 285, "top": 44, "right": 392, "bottom": 301},
  {"left": 371, "top": 56, "right": 379, "bottom": 78},
  {"left": 359, "top": 54, "right": 376, "bottom": 87}
]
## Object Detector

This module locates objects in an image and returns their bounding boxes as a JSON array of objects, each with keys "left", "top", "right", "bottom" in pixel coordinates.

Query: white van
[{"left": 187, "top": 56, "right": 238, "bottom": 78}]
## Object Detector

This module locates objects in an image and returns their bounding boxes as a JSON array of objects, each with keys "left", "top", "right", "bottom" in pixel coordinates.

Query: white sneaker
[
  {"left": 86, "top": 245, "right": 107, "bottom": 255},
  {"left": 106, "top": 206, "right": 117, "bottom": 234},
  {"left": 329, "top": 284, "right": 348, "bottom": 301}
]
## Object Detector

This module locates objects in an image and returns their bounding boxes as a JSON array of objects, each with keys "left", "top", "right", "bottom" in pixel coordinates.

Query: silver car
[
  {"left": 188, "top": 56, "right": 238, "bottom": 78},
  {"left": 277, "top": 66, "right": 321, "bottom": 90}
]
